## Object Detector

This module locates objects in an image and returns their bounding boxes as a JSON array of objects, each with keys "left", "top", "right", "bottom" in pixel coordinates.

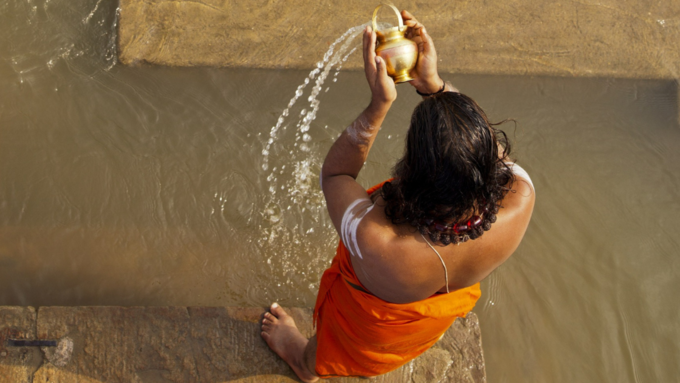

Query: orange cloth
[{"left": 313, "top": 181, "right": 482, "bottom": 378}]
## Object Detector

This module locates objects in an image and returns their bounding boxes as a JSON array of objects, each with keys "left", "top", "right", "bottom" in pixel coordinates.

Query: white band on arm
[
  {"left": 340, "top": 198, "right": 375, "bottom": 259},
  {"left": 345, "top": 115, "right": 380, "bottom": 145}
]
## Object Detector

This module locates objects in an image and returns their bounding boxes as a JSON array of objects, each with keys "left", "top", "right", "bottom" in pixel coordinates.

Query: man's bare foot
[{"left": 261, "top": 303, "right": 319, "bottom": 383}]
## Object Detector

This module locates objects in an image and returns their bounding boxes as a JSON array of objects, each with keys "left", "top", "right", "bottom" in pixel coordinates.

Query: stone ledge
[
  {"left": 1, "top": 306, "right": 485, "bottom": 382},
  {"left": 0, "top": 307, "right": 41, "bottom": 383},
  {"left": 118, "top": 0, "right": 680, "bottom": 81},
  {"left": 117, "top": 0, "right": 680, "bottom": 124}
]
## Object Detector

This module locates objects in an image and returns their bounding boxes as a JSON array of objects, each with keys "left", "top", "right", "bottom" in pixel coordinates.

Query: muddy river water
[{"left": 1, "top": 1, "right": 679, "bottom": 382}]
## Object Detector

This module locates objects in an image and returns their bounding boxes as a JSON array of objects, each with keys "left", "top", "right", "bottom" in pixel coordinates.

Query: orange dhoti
[{"left": 313, "top": 182, "right": 482, "bottom": 378}]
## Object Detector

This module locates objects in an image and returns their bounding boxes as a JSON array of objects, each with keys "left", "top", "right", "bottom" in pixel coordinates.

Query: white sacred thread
[
  {"left": 340, "top": 198, "right": 375, "bottom": 259},
  {"left": 345, "top": 115, "right": 380, "bottom": 145},
  {"left": 420, "top": 232, "right": 450, "bottom": 294}
]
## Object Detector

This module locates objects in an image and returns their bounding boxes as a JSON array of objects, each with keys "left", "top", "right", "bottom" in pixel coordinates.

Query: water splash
[
  {"left": 260, "top": 23, "right": 367, "bottom": 173},
  {"left": 83, "top": 0, "right": 105, "bottom": 24},
  {"left": 256, "top": 24, "right": 368, "bottom": 299},
  {"left": 260, "top": 23, "right": 368, "bottom": 214},
  {"left": 104, "top": 6, "right": 120, "bottom": 71}
]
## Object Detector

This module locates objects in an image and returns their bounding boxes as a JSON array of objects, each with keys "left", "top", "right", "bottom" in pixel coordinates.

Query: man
[{"left": 261, "top": 11, "right": 535, "bottom": 382}]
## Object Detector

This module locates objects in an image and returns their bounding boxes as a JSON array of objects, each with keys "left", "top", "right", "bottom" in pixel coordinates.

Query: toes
[
  {"left": 261, "top": 331, "right": 270, "bottom": 342},
  {"left": 264, "top": 312, "right": 278, "bottom": 324},
  {"left": 270, "top": 302, "right": 288, "bottom": 318}
]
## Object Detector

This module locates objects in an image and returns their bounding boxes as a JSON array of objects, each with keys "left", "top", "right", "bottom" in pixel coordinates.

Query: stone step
[
  {"left": 116, "top": 0, "right": 680, "bottom": 124},
  {"left": 117, "top": 0, "right": 680, "bottom": 80},
  {"left": 0, "top": 306, "right": 485, "bottom": 382}
]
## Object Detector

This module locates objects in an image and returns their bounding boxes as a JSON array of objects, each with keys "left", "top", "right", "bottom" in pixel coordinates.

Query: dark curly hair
[{"left": 379, "top": 91, "right": 515, "bottom": 245}]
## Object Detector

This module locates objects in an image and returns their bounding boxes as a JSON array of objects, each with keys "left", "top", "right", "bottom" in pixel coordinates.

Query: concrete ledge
[
  {"left": 118, "top": 0, "right": 680, "bottom": 80},
  {"left": 1, "top": 306, "right": 485, "bottom": 382}
]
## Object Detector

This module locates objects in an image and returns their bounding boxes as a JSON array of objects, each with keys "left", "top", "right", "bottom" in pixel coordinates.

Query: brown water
[{"left": 1, "top": 1, "right": 679, "bottom": 382}]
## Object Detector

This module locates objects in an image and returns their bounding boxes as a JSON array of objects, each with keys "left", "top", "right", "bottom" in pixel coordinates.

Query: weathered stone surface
[
  {"left": 0, "top": 306, "right": 485, "bottom": 382},
  {"left": 118, "top": 0, "right": 680, "bottom": 81},
  {"left": 676, "top": 80, "right": 679, "bottom": 124},
  {"left": 0, "top": 307, "right": 41, "bottom": 383}
]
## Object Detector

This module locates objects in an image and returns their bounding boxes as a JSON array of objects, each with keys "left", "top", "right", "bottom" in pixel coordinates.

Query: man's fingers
[
  {"left": 363, "top": 27, "right": 377, "bottom": 79},
  {"left": 362, "top": 26, "right": 372, "bottom": 67},
  {"left": 403, "top": 12, "right": 423, "bottom": 40},
  {"left": 374, "top": 56, "right": 392, "bottom": 89},
  {"left": 375, "top": 56, "right": 386, "bottom": 76},
  {"left": 404, "top": 21, "right": 422, "bottom": 40},
  {"left": 404, "top": 19, "right": 420, "bottom": 26},
  {"left": 420, "top": 27, "right": 436, "bottom": 55},
  {"left": 401, "top": 10, "right": 417, "bottom": 22},
  {"left": 404, "top": 20, "right": 423, "bottom": 29}
]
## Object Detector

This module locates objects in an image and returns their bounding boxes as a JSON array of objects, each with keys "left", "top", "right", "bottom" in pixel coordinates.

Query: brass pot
[{"left": 372, "top": 4, "right": 418, "bottom": 83}]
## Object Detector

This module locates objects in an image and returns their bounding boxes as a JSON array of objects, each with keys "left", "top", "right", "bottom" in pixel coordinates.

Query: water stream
[{"left": 256, "top": 24, "right": 366, "bottom": 297}]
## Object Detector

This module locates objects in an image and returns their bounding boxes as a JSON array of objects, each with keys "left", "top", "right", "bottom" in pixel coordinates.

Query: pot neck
[{"left": 376, "top": 28, "right": 405, "bottom": 44}]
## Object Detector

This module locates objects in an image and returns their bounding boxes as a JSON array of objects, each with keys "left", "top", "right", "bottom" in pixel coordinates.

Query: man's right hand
[{"left": 402, "top": 10, "right": 444, "bottom": 94}]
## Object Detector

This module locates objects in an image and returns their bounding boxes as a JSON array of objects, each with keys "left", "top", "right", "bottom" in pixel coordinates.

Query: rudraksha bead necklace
[{"left": 417, "top": 203, "right": 500, "bottom": 245}]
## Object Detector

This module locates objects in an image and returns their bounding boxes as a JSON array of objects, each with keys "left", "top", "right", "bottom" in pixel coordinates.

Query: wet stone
[{"left": 0, "top": 306, "right": 486, "bottom": 382}]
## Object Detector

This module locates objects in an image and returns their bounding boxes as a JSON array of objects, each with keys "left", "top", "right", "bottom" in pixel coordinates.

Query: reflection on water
[{"left": 1, "top": 0, "right": 679, "bottom": 382}]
